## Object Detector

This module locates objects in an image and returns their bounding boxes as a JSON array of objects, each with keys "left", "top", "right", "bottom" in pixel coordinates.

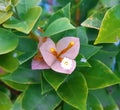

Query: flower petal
[
  {"left": 32, "top": 58, "right": 50, "bottom": 70},
  {"left": 40, "top": 38, "right": 57, "bottom": 66},
  {"left": 56, "top": 37, "right": 80, "bottom": 59},
  {"left": 51, "top": 60, "right": 76, "bottom": 74}
]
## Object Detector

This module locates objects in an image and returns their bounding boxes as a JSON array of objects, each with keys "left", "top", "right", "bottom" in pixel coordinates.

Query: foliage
[{"left": 0, "top": 0, "right": 120, "bottom": 110}]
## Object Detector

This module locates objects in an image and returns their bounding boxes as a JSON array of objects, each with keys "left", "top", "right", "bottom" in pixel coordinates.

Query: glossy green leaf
[
  {"left": 82, "top": 60, "right": 120, "bottom": 89},
  {"left": 112, "top": 85, "right": 120, "bottom": 107},
  {"left": 0, "top": 91, "right": 12, "bottom": 110},
  {"left": 94, "top": 5, "right": 120, "bottom": 44},
  {"left": 22, "top": 84, "right": 61, "bottom": 110},
  {"left": 43, "top": 70, "right": 67, "bottom": 91},
  {"left": 79, "top": 0, "right": 99, "bottom": 22},
  {"left": 77, "top": 26, "right": 88, "bottom": 44},
  {"left": 41, "top": 75, "right": 53, "bottom": 95},
  {"left": 10, "top": 94, "right": 24, "bottom": 110},
  {"left": 42, "top": 17, "right": 75, "bottom": 36},
  {"left": 16, "top": 37, "right": 37, "bottom": 64},
  {"left": 0, "top": 52, "right": 19, "bottom": 73},
  {"left": 16, "top": 0, "right": 41, "bottom": 15},
  {"left": 81, "top": 11, "right": 105, "bottom": 29},
  {"left": 11, "top": 0, "right": 19, "bottom": 6},
  {"left": 57, "top": 71, "right": 88, "bottom": 110},
  {"left": 0, "top": 28, "right": 18, "bottom": 55},
  {"left": 76, "top": 54, "right": 91, "bottom": 67},
  {"left": 63, "top": 103, "right": 78, "bottom": 110},
  {"left": 80, "top": 44, "right": 101, "bottom": 59},
  {"left": 101, "top": 0, "right": 120, "bottom": 8},
  {"left": 92, "top": 89, "right": 119, "bottom": 110},
  {"left": 45, "top": 3, "right": 70, "bottom": 28},
  {"left": 87, "top": 94, "right": 103, "bottom": 110},
  {"left": 2, "top": 80, "right": 27, "bottom": 91},
  {"left": 0, "top": 11, "right": 13, "bottom": 24},
  {"left": 1, "top": 67, "right": 41, "bottom": 84},
  {"left": 93, "top": 50, "right": 118, "bottom": 68},
  {"left": 3, "top": 7, "right": 42, "bottom": 34}
]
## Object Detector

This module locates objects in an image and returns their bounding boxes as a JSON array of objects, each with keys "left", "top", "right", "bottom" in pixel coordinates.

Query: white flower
[
  {"left": 80, "top": 58, "right": 87, "bottom": 63},
  {"left": 61, "top": 57, "right": 72, "bottom": 70}
]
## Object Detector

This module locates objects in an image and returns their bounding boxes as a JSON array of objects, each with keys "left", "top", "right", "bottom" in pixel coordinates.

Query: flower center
[
  {"left": 50, "top": 41, "right": 75, "bottom": 61},
  {"left": 61, "top": 57, "right": 72, "bottom": 70}
]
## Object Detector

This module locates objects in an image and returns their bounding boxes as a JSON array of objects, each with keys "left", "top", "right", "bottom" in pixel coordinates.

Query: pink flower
[
  {"left": 32, "top": 37, "right": 50, "bottom": 70},
  {"left": 40, "top": 37, "right": 80, "bottom": 74}
]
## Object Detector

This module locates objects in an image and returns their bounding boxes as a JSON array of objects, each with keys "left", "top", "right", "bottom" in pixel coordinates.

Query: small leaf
[
  {"left": 94, "top": 5, "right": 120, "bottom": 44},
  {"left": 92, "top": 89, "right": 119, "bottom": 110},
  {"left": 80, "top": 44, "right": 101, "bottom": 59},
  {"left": 16, "top": 0, "right": 41, "bottom": 15},
  {"left": 57, "top": 71, "right": 88, "bottom": 110},
  {"left": 22, "top": 84, "right": 61, "bottom": 110},
  {"left": 0, "top": 91, "right": 12, "bottom": 110},
  {"left": 101, "top": 0, "right": 120, "bottom": 8},
  {"left": 0, "top": 28, "right": 18, "bottom": 55},
  {"left": 82, "top": 60, "right": 120, "bottom": 89},
  {"left": 0, "top": 52, "right": 19, "bottom": 73},
  {"left": 45, "top": 3, "right": 71, "bottom": 28},
  {"left": 76, "top": 54, "right": 91, "bottom": 67},
  {"left": 16, "top": 37, "right": 37, "bottom": 64},
  {"left": 81, "top": 11, "right": 105, "bottom": 29},
  {"left": 3, "top": 6, "right": 42, "bottom": 34},
  {"left": 87, "top": 93, "right": 103, "bottom": 110},
  {"left": 42, "top": 17, "right": 75, "bottom": 36},
  {"left": 43, "top": 70, "right": 67, "bottom": 90},
  {"left": 0, "top": 11, "right": 13, "bottom": 24},
  {"left": 77, "top": 26, "right": 88, "bottom": 44},
  {"left": 2, "top": 80, "right": 27, "bottom": 91},
  {"left": 1, "top": 67, "right": 41, "bottom": 84},
  {"left": 41, "top": 75, "right": 53, "bottom": 95},
  {"left": 10, "top": 94, "right": 24, "bottom": 110}
]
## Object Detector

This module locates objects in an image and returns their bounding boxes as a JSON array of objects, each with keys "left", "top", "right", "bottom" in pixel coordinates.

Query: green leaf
[
  {"left": 16, "top": 0, "right": 41, "bottom": 15},
  {"left": 82, "top": 60, "right": 120, "bottom": 89},
  {"left": 94, "top": 5, "right": 120, "bottom": 44},
  {"left": 93, "top": 50, "right": 118, "bottom": 68},
  {"left": 1, "top": 67, "right": 41, "bottom": 84},
  {"left": 63, "top": 103, "right": 78, "bottom": 110},
  {"left": 41, "top": 75, "right": 53, "bottom": 95},
  {"left": 11, "top": 0, "right": 19, "bottom": 6},
  {"left": 22, "top": 85, "right": 61, "bottom": 110},
  {"left": 0, "top": 28, "right": 18, "bottom": 55},
  {"left": 80, "top": 44, "right": 101, "bottom": 59},
  {"left": 81, "top": 11, "right": 105, "bottom": 29},
  {"left": 76, "top": 54, "right": 91, "bottom": 67},
  {"left": 16, "top": 37, "right": 37, "bottom": 64},
  {"left": 0, "top": 52, "right": 19, "bottom": 73},
  {"left": 43, "top": 70, "right": 67, "bottom": 91},
  {"left": 3, "top": 6, "right": 42, "bottom": 34},
  {"left": 112, "top": 85, "right": 120, "bottom": 107},
  {"left": 87, "top": 93, "right": 103, "bottom": 110},
  {"left": 77, "top": 26, "right": 88, "bottom": 44},
  {"left": 10, "top": 94, "right": 24, "bottom": 110},
  {"left": 101, "top": 0, "right": 120, "bottom": 8},
  {"left": 0, "top": 91, "right": 12, "bottom": 110},
  {"left": 45, "top": 3, "right": 71, "bottom": 28},
  {"left": 42, "top": 17, "right": 75, "bottom": 36},
  {"left": 2, "top": 80, "right": 27, "bottom": 91},
  {"left": 92, "top": 89, "right": 119, "bottom": 110},
  {"left": 57, "top": 71, "right": 88, "bottom": 110},
  {"left": 0, "top": 11, "right": 13, "bottom": 24}
]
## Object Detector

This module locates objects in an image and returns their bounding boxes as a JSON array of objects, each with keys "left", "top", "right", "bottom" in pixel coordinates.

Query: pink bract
[
  {"left": 40, "top": 37, "right": 80, "bottom": 74},
  {"left": 32, "top": 37, "right": 50, "bottom": 70}
]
